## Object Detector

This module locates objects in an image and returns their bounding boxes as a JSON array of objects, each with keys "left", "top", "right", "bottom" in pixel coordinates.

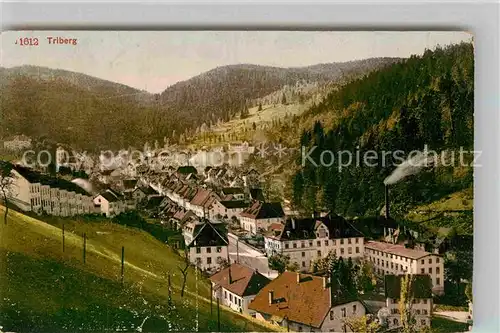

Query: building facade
[{"left": 365, "top": 241, "right": 444, "bottom": 294}]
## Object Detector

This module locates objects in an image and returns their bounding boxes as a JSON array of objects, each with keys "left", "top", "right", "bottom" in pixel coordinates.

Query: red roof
[{"left": 210, "top": 263, "right": 270, "bottom": 297}]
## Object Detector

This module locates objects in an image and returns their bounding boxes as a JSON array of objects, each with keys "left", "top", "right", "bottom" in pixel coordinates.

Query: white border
[{"left": 1, "top": 1, "right": 499, "bottom": 332}]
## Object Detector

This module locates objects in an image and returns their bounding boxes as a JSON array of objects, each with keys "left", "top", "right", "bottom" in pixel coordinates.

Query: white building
[
  {"left": 240, "top": 201, "right": 285, "bottom": 234},
  {"left": 211, "top": 199, "right": 248, "bottom": 221},
  {"left": 264, "top": 214, "right": 365, "bottom": 272},
  {"left": 187, "top": 188, "right": 219, "bottom": 217},
  {"left": 384, "top": 274, "right": 433, "bottom": 330},
  {"left": 7, "top": 163, "right": 94, "bottom": 216},
  {"left": 249, "top": 271, "right": 366, "bottom": 332},
  {"left": 365, "top": 240, "right": 444, "bottom": 295},
  {"left": 220, "top": 187, "right": 245, "bottom": 201},
  {"left": 186, "top": 221, "right": 229, "bottom": 273},
  {"left": 93, "top": 189, "right": 126, "bottom": 217},
  {"left": 209, "top": 263, "right": 271, "bottom": 315}
]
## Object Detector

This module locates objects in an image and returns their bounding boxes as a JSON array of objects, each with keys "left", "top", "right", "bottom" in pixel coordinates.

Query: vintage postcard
[{"left": 0, "top": 31, "right": 474, "bottom": 332}]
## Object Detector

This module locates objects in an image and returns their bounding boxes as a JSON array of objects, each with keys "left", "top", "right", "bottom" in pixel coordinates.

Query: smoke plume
[
  {"left": 383, "top": 151, "right": 436, "bottom": 185},
  {"left": 72, "top": 178, "right": 95, "bottom": 194}
]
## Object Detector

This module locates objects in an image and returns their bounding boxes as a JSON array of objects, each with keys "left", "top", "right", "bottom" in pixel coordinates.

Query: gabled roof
[
  {"left": 177, "top": 166, "right": 197, "bottom": 175},
  {"left": 268, "top": 213, "right": 363, "bottom": 241},
  {"left": 248, "top": 272, "right": 359, "bottom": 328},
  {"left": 240, "top": 201, "right": 284, "bottom": 220},
  {"left": 365, "top": 241, "right": 437, "bottom": 260},
  {"left": 98, "top": 190, "right": 121, "bottom": 203},
  {"left": 188, "top": 221, "right": 228, "bottom": 247},
  {"left": 384, "top": 274, "right": 433, "bottom": 299},
  {"left": 122, "top": 179, "right": 138, "bottom": 190},
  {"left": 219, "top": 200, "right": 249, "bottom": 209},
  {"left": 144, "top": 195, "right": 166, "bottom": 210},
  {"left": 210, "top": 263, "right": 271, "bottom": 297},
  {"left": 249, "top": 188, "right": 265, "bottom": 201},
  {"left": 221, "top": 187, "right": 244, "bottom": 195},
  {"left": 10, "top": 163, "right": 91, "bottom": 196}
]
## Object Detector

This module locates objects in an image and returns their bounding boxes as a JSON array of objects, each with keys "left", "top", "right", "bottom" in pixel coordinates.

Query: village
[{"left": 1, "top": 135, "right": 473, "bottom": 333}]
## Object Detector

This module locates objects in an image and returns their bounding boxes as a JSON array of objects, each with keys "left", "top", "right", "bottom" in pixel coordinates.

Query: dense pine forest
[{"left": 288, "top": 42, "right": 474, "bottom": 224}]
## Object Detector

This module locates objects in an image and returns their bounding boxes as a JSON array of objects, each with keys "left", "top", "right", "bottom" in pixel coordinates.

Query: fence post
[
  {"left": 121, "top": 246, "right": 125, "bottom": 285},
  {"left": 62, "top": 223, "right": 65, "bottom": 252},
  {"left": 83, "top": 233, "right": 86, "bottom": 263},
  {"left": 210, "top": 283, "right": 213, "bottom": 316},
  {"left": 217, "top": 297, "right": 221, "bottom": 332}
]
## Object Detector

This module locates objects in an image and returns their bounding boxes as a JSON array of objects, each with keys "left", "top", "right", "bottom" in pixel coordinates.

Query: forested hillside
[
  {"left": 1, "top": 59, "right": 397, "bottom": 151},
  {"left": 285, "top": 43, "right": 473, "bottom": 224}
]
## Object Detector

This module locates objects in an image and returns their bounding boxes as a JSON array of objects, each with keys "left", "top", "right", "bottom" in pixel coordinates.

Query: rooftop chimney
[
  {"left": 268, "top": 290, "right": 274, "bottom": 304},
  {"left": 384, "top": 185, "right": 390, "bottom": 219}
]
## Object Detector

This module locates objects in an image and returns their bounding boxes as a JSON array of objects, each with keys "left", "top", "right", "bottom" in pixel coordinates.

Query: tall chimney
[
  {"left": 268, "top": 290, "right": 274, "bottom": 304},
  {"left": 384, "top": 185, "right": 390, "bottom": 219}
]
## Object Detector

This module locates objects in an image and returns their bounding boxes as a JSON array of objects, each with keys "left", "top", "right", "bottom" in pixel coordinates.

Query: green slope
[{"left": 0, "top": 206, "right": 281, "bottom": 332}]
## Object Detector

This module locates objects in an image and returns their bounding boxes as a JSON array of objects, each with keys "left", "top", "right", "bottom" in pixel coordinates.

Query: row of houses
[{"left": 209, "top": 262, "right": 434, "bottom": 332}]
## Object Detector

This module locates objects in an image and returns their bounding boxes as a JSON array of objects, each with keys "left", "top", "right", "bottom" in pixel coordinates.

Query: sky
[{"left": 1, "top": 31, "right": 472, "bottom": 93}]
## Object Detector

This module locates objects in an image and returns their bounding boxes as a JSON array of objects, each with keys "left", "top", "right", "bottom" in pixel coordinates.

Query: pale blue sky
[{"left": 1, "top": 31, "right": 472, "bottom": 93}]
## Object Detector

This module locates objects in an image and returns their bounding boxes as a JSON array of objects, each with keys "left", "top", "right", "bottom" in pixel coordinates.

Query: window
[
  {"left": 352, "top": 305, "right": 357, "bottom": 313},
  {"left": 285, "top": 243, "right": 289, "bottom": 249},
  {"left": 423, "top": 310, "right": 428, "bottom": 315},
  {"left": 421, "top": 268, "right": 425, "bottom": 274},
  {"left": 302, "top": 261, "right": 306, "bottom": 267},
  {"left": 317, "top": 241, "right": 321, "bottom": 247},
  {"left": 348, "top": 238, "right": 352, "bottom": 244},
  {"left": 217, "top": 247, "right": 222, "bottom": 253},
  {"left": 195, "top": 258, "right": 201, "bottom": 264},
  {"left": 421, "top": 320, "right": 427, "bottom": 326},
  {"left": 355, "top": 238, "right": 359, "bottom": 244},
  {"left": 421, "top": 259, "right": 425, "bottom": 264},
  {"left": 301, "top": 242, "right": 305, "bottom": 248},
  {"left": 348, "top": 247, "right": 352, "bottom": 254},
  {"left": 207, "top": 257, "right": 212, "bottom": 264},
  {"left": 238, "top": 298, "right": 241, "bottom": 306},
  {"left": 317, "top": 250, "right": 321, "bottom": 257},
  {"left": 436, "top": 257, "right": 440, "bottom": 263},
  {"left": 293, "top": 243, "right": 297, "bottom": 249},
  {"left": 423, "top": 299, "right": 428, "bottom": 304},
  {"left": 428, "top": 258, "right": 432, "bottom": 264},
  {"left": 429, "top": 267, "right": 432, "bottom": 274},
  {"left": 332, "top": 240, "right": 336, "bottom": 245},
  {"left": 324, "top": 240, "right": 329, "bottom": 246},
  {"left": 416, "top": 309, "right": 421, "bottom": 315},
  {"left": 356, "top": 247, "right": 360, "bottom": 254},
  {"left": 309, "top": 241, "right": 313, "bottom": 247},
  {"left": 302, "top": 252, "right": 305, "bottom": 257},
  {"left": 391, "top": 263, "right": 394, "bottom": 269},
  {"left": 329, "top": 310, "right": 334, "bottom": 320},
  {"left": 341, "top": 308, "right": 346, "bottom": 318},
  {"left": 206, "top": 247, "right": 212, "bottom": 254},
  {"left": 393, "top": 319, "right": 399, "bottom": 326},
  {"left": 196, "top": 248, "right": 201, "bottom": 254},
  {"left": 298, "top": 327, "right": 303, "bottom": 332},
  {"left": 340, "top": 239, "right": 344, "bottom": 245},
  {"left": 341, "top": 248, "right": 344, "bottom": 255},
  {"left": 436, "top": 267, "right": 440, "bottom": 274},
  {"left": 224, "top": 291, "right": 227, "bottom": 299},
  {"left": 230, "top": 294, "right": 233, "bottom": 302},
  {"left": 436, "top": 277, "right": 441, "bottom": 285}
]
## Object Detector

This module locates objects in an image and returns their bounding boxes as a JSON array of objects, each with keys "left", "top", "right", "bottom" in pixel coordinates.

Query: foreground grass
[
  {"left": 431, "top": 317, "right": 469, "bottom": 333},
  {"left": 0, "top": 206, "right": 280, "bottom": 332}
]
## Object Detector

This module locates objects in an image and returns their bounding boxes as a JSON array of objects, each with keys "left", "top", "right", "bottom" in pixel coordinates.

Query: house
[
  {"left": 143, "top": 195, "right": 167, "bottom": 216},
  {"left": 2, "top": 135, "right": 32, "bottom": 151},
  {"left": 210, "top": 263, "right": 271, "bottom": 315},
  {"left": 221, "top": 187, "right": 245, "bottom": 201},
  {"left": 6, "top": 163, "right": 94, "bottom": 216},
  {"left": 384, "top": 274, "right": 433, "bottom": 330},
  {"left": 186, "top": 221, "right": 229, "bottom": 273},
  {"left": 264, "top": 213, "right": 365, "bottom": 272},
  {"left": 188, "top": 188, "right": 219, "bottom": 217},
  {"left": 130, "top": 187, "right": 147, "bottom": 204},
  {"left": 170, "top": 208, "right": 197, "bottom": 231},
  {"left": 365, "top": 240, "right": 444, "bottom": 294},
  {"left": 211, "top": 200, "right": 249, "bottom": 221},
  {"left": 249, "top": 272, "right": 366, "bottom": 332},
  {"left": 93, "top": 189, "right": 126, "bottom": 217},
  {"left": 240, "top": 201, "right": 285, "bottom": 234}
]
